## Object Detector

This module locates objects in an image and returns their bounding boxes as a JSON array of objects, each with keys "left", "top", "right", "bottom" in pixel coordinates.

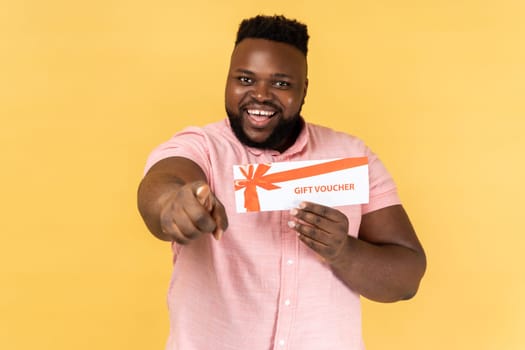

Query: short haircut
[{"left": 235, "top": 15, "right": 309, "bottom": 56}]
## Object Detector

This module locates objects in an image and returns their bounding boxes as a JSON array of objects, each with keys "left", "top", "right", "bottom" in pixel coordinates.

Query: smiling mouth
[{"left": 245, "top": 109, "right": 277, "bottom": 127}]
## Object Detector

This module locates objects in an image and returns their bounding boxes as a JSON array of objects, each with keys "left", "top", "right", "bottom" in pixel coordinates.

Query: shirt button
[
  {"left": 279, "top": 339, "right": 285, "bottom": 346},
  {"left": 284, "top": 299, "right": 291, "bottom": 306},
  {"left": 287, "top": 259, "right": 294, "bottom": 265}
]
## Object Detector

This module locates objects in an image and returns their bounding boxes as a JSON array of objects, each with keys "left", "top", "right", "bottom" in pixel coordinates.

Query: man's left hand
[{"left": 288, "top": 201, "right": 349, "bottom": 264}]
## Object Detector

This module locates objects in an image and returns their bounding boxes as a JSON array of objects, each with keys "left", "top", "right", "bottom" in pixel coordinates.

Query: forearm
[{"left": 330, "top": 237, "right": 426, "bottom": 302}]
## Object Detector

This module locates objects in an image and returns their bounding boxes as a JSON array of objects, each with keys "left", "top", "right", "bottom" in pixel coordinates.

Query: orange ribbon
[{"left": 234, "top": 157, "right": 368, "bottom": 211}]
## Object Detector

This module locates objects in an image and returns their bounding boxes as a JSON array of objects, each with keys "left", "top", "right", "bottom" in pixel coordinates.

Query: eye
[
  {"left": 273, "top": 80, "right": 291, "bottom": 89},
  {"left": 238, "top": 76, "right": 254, "bottom": 85}
]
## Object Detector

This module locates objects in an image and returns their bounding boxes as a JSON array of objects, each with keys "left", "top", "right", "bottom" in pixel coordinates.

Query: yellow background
[{"left": 1, "top": 0, "right": 524, "bottom": 349}]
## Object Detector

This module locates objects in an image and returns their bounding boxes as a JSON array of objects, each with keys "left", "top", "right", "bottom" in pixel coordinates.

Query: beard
[{"left": 226, "top": 108, "right": 304, "bottom": 152}]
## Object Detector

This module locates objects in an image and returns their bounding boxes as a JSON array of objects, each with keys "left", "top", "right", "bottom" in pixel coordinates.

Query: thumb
[
  {"left": 195, "top": 183, "right": 212, "bottom": 211},
  {"left": 195, "top": 183, "right": 223, "bottom": 241}
]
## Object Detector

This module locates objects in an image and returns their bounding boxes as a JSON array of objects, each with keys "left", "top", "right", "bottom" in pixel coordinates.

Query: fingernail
[
  {"left": 287, "top": 221, "right": 295, "bottom": 228},
  {"left": 213, "top": 229, "right": 223, "bottom": 241},
  {"left": 298, "top": 202, "right": 306, "bottom": 209},
  {"left": 290, "top": 208, "right": 298, "bottom": 216}
]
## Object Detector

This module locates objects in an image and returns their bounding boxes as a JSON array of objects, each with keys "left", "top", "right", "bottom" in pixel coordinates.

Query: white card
[{"left": 233, "top": 157, "right": 369, "bottom": 212}]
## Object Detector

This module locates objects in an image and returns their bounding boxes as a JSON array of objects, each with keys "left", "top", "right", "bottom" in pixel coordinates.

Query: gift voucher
[{"left": 233, "top": 157, "right": 369, "bottom": 213}]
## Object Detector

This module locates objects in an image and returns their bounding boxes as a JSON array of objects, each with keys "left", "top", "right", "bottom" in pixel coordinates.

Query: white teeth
[{"left": 247, "top": 109, "right": 275, "bottom": 117}]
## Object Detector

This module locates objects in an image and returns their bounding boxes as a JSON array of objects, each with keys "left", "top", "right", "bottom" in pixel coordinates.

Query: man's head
[{"left": 225, "top": 15, "right": 310, "bottom": 152}]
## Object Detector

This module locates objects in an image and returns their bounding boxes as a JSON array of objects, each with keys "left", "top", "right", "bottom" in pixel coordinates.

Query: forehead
[{"left": 229, "top": 38, "right": 307, "bottom": 77}]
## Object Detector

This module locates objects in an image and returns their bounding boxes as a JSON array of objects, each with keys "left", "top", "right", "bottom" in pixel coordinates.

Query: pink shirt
[{"left": 145, "top": 119, "right": 400, "bottom": 350}]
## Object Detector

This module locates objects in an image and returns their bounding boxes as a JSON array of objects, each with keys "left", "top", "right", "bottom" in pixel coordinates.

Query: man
[{"left": 138, "top": 15, "right": 426, "bottom": 350}]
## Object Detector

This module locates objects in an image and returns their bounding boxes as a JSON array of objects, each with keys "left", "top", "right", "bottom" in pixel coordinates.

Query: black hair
[{"left": 235, "top": 15, "right": 309, "bottom": 56}]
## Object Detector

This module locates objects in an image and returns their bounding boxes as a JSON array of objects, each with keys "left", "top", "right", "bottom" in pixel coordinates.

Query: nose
[{"left": 251, "top": 81, "right": 272, "bottom": 102}]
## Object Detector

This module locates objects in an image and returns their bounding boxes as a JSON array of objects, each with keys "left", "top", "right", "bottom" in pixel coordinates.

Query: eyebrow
[
  {"left": 234, "top": 69, "right": 255, "bottom": 75},
  {"left": 233, "top": 69, "right": 293, "bottom": 79}
]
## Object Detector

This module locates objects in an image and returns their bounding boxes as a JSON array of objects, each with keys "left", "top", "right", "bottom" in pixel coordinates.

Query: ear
[{"left": 303, "top": 78, "right": 309, "bottom": 98}]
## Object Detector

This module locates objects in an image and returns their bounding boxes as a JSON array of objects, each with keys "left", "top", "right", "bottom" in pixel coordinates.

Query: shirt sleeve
[
  {"left": 143, "top": 126, "right": 211, "bottom": 181},
  {"left": 361, "top": 147, "right": 401, "bottom": 214}
]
